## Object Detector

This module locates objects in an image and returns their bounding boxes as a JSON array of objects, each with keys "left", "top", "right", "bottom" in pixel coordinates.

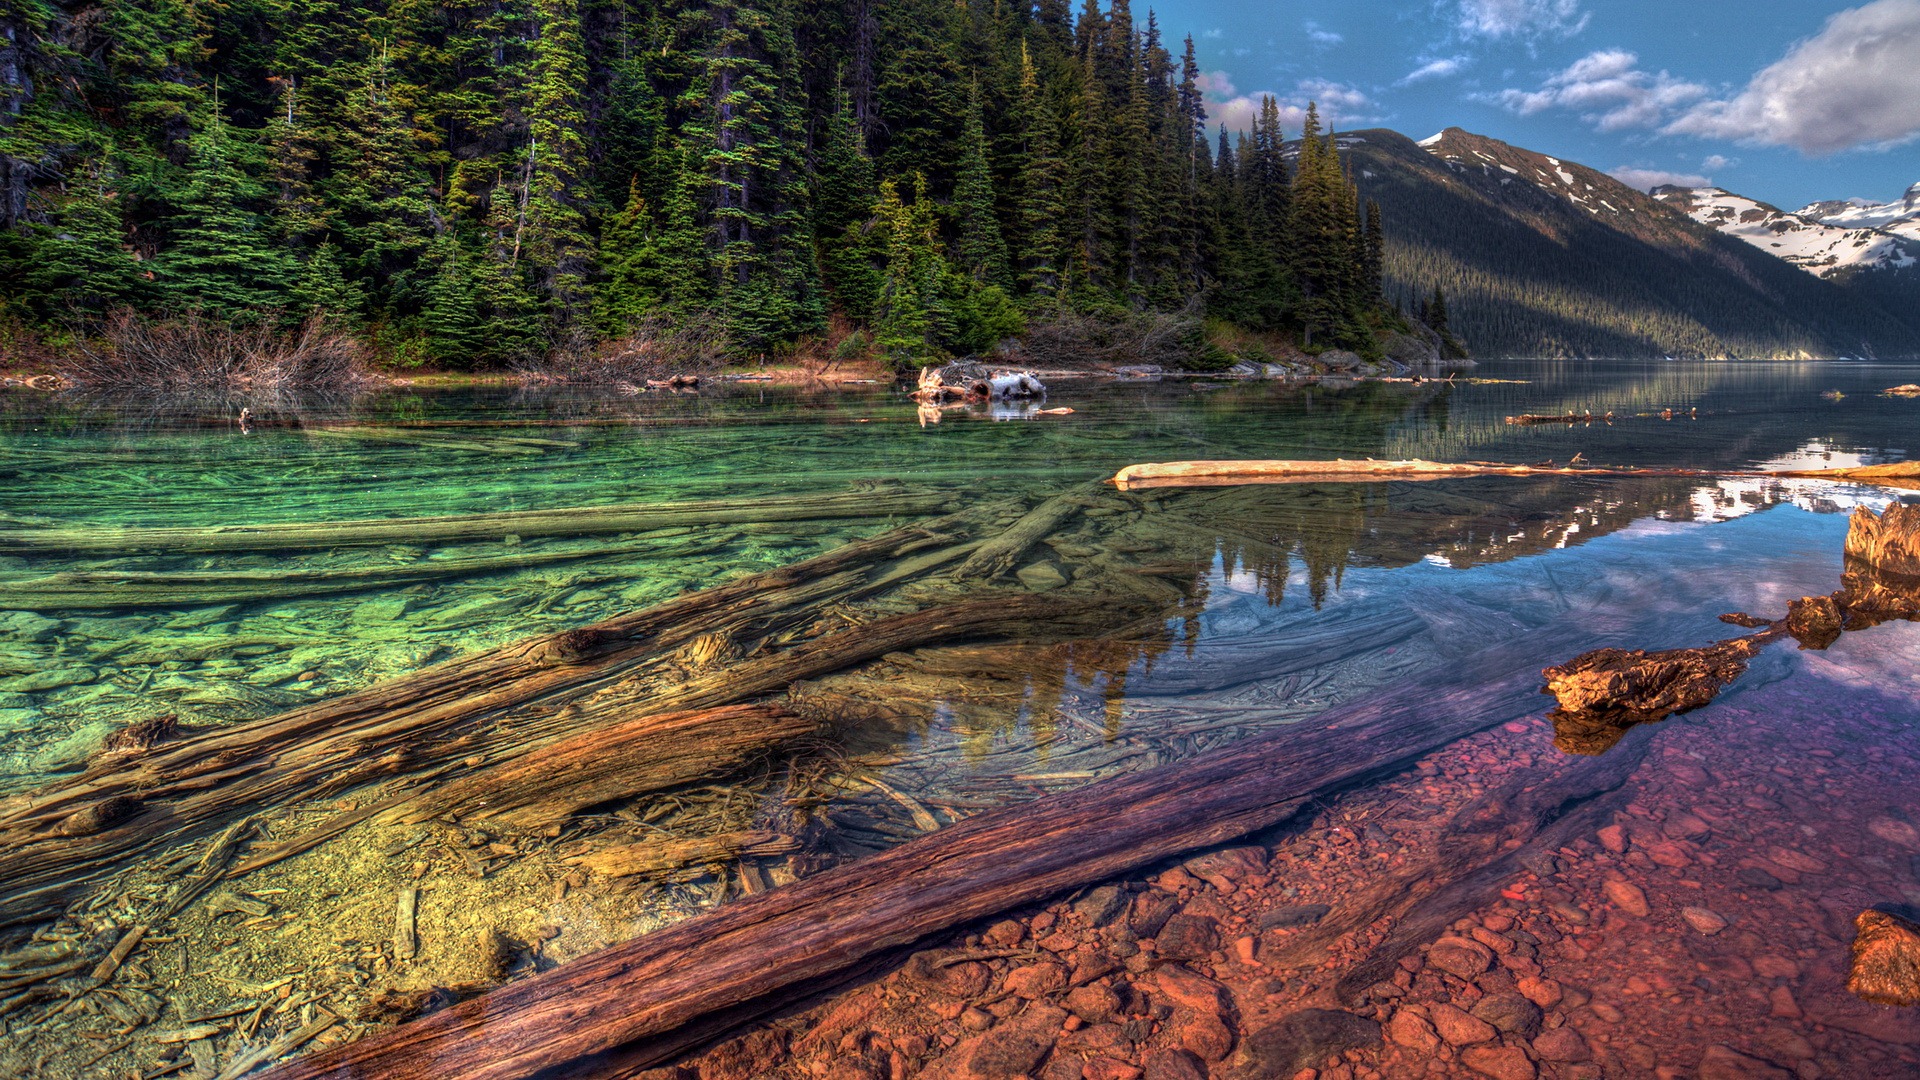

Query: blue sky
[{"left": 1148, "top": 0, "right": 1920, "bottom": 210}]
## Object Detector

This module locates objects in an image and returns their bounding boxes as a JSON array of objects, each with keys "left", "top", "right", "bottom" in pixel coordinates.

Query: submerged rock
[
  {"left": 1848, "top": 909, "right": 1920, "bottom": 1007},
  {"left": 1226, "top": 1009, "right": 1380, "bottom": 1079}
]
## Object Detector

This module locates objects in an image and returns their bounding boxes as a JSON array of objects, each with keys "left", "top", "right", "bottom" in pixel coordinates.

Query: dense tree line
[{"left": 0, "top": 0, "right": 1397, "bottom": 368}]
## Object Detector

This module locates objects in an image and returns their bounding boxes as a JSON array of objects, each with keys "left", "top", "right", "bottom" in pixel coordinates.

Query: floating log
[
  {"left": 397, "top": 704, "right": 817, "bottom": 831},
  {"left": 0, "top": 487, "right": 954, "bottom": 556},
  {"left": 1505, "top": 411, "right": 1612, "bottom": 425},
  {"left": 261, "top": 629, "right": 1577, "bottom": 1080},
  {"left": 1110, "top": 457, "right": 1920, "bottom": 491}
]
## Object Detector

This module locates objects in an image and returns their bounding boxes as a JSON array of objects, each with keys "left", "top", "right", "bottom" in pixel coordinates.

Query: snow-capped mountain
[
  {"left": 1798, "top": 182, "right": 1920, "bottom": 244},
  {"left": 1649, "top": 186, "right": 1918, "bottom": 279}
]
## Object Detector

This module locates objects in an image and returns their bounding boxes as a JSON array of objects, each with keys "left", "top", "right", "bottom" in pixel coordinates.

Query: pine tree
[
  {"left": 290, "top": 240, "right": 365, "bottom": 318},
  {"left": 418, "top": 233, "right": 484, "bottom": 365},
  {"left": 1012, "top": 42, "right": 1066, "bottom": 301},
  {"left": 153, "top": 99, "right": 294, "bottom": 320},
  {"left": 951, "top": 81, "right": 1010, "bottom": 287},
  {"left": 523, "top": 0, "right": 595, "bottom": 331},
  {"left": 33, "top": 161, "right": 149, "bottom": 313}
]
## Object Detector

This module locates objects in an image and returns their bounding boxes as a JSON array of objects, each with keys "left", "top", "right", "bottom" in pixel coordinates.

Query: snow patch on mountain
[
  {"left": 1798, "top": 182, "right": 1920, "bottom": 244},
  {"left": 1651, "top": 187, "right": 1917, "bottom": 278}
]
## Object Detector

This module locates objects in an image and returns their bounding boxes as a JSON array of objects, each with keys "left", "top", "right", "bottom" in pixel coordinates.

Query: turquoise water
[{"left": 1, "top": 360, "right": 1918, "bottom": 1076}]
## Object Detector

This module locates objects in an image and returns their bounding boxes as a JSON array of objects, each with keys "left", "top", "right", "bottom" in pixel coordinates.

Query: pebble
[
  {"left": 1681, "top": 906, "right": 1729, "bottom": 935},
  {"left": 1603, "top": 879, "right": 1650, "bottom": 917},
  {"left": 1867, "top": 816, "right": 1920, "bottom": 852},
  {"left": 1228, "top": 1010, "right": 1381, "bottom": 1080},
  {"left": 1530, "top": 1026, "right": 1590, "bottom": 1062},
  {"left": 1425, "top": 936, "right": 1494, "bottom": 979},
  {"left": 1596, "top": 825, "right": 1628, "bottom": 853},
  {"left": 1459, "top": 1044, "right": 1536, "bottom": 1080},
  {"left": 1428, "top": 1003, "right": 1496, "bottom": 1047},
  {"left": 1386, "top": 1010, "right": 1440, "bottom": 1054},
  {"left": 1469, "top": 992, "right": 1542, "bottom": 1038}
]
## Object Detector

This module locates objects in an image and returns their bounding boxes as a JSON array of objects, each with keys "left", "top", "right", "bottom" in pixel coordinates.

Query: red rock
[
  {"left": 1460, "top": 1044, "right": 1535, "bottom": 1080},
  {"left": 1531, "top": 1026, "right": 1590, "bottom": 1062},
  {"left": 1767, "top": 986, "right": 1800, "bottom": 1019},
  {"left": 1081, "top": 1057, "right": 1142, "bottom": 1080},
  {"left": 922, "top": 1006, "right": 1065, "bottom": 1080},
  {"left": 1064, "top": 985, "right": 1122, "bottom": 1025},
  {"left": 1663, "top": 812, "right": 1710, "bottom": 839},
  {"left": 1515, "top": 977, "right": 1563, "bottom": 1009},
  {"left": 1696, "top": 1044, "right": 1792, "bottom": 1080},
  {"left": 1151, "top": 964, "right": 1231, "bottom": 1015},
  {"left": 1426, "top": 936, "right": 1494, "bottom": 979},
  {"left": 1386, "top": 1009, "right": 1440, "bottom": 1054},
  {"left": 1847, "top": 909, "right": 1920, "bottom": 1007},
  {"left": 1169, "top": 1008, "right": 1234, "bottom": 1062},
  {"left": 1596, "top": 825, "right": 1627, "bottom": 853},
  {"left": 1060, "top": 1024, "right": 1131, "bottom": 1057},
  {"left": 1468, "top": 926, "right": 1515, "bottom": 954},
  {"left": 1140, "top": 1049, "right": 1207, "bottom": 1080},
  {"left": 1642, "top": 839, "right": 1693, "bottom": 868},
  {"left": 1127, "top": 890, "right": 1180, "bottom": 939},
  {"left": 1005, "top": 963, "right": 1070, "bottom": 1000},
  {"left": 1428, "top": 1003, "right": 1496, "bottom": 1047},
  {"left": 1667, "top": 761, "right": 1709, "bottom": 785},
  {"left": 1602, "top": 879, "right": 1649, "bottom": 917},
  {"left": 1868, "top": 816, "right": 1920, "bottom": 851},
  {"left": 1232, "top": 936, "right": 1260, "bottom": 965},
  {"left": 1765, "top": 846, "right": 1827, "bottom": 874},
  {"left": 1681, "top": 906, "right": 1728, "bottom": 935},
  {"left": 1154, "top": 913, "right": 1221, "bottom": 961}
]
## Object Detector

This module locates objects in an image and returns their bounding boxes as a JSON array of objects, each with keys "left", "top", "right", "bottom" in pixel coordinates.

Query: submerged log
[
  {"left": 0, "top": 538, "right": 700, "bottom": 611},
  {"left": 570, "top": 831, "right": 802, "bottom": 880},
  {"left": 261, "top": 629, "right": 1577, "bottom": 1080},
  {"left": 953, "top": 485, "right": 1098, "bottom": 580},
  {"left": 1505, "top": 411, "right": 1612, "bottom": 425},
  {"left": 0, "top": 487, "right": 953, "bottom": 557},
  {"left": 397, "top": 704, "right": 817, "bottom": 831}
]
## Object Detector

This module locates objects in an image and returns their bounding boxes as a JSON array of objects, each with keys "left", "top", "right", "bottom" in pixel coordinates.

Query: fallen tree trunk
[
  {"left": 261, "top": 628, "right": 1579, "bottom": 1080},
  {"left": 952, "top": 484, "right": 1101, "bottom": 580},
  {"left": 1110, "top": 457, "right": 1920, "bottom": 491},
  {"left": 0, "top": 538, "right": 703, "bottom": 611},
  {"left": 0, "top": 487, "right": 954, "bottom": 557}
]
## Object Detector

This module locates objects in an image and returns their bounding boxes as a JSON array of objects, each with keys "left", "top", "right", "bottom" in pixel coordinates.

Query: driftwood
[
  {"left": 261, "top": 629, "right": 1576, "bottom": 1080},
  {"left": 0, "top": 487, "right": 953, "bottom": 556},
  {"left": 1505, "top": 411, "right": 1613, "bottom": 425},
  {"left": 1543, "top": 503, "right": 1920, "bottom": 753},
  {"left": 396, "top": 704, "right": 817, "bottom": 831},
  {"left": 953, "top": 485, "right": 1097, "bottom": 579},
  {"left": 570, "top": 831, "right": 803, "bottom": 880},
  {"left": 1109, "top": 457, "right": 1920, "bottom": 491}
]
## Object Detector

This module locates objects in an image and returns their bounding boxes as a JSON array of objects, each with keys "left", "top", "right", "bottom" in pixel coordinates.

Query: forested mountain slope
[
  {"left": 0, "top": 0, "right": 1399, "bottom": 370},
  {"left": 1342, "top": 128, "right": 1920, "bottom": 359}
]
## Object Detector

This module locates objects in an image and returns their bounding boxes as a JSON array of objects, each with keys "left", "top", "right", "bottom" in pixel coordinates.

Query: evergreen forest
[{"left": 0, "top": 0, "right": 1406, "bottom": 371}]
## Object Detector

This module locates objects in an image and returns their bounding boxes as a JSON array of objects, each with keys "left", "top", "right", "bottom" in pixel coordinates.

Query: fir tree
[
  {"left": 34, "top": 162, "right": 149, "bottom": 313},
  {"left": 951, "top": 81, "right": 1010, "bottom": 287},
  {"left": 153, "top": 99, "right": 294, "bottom": 320}
]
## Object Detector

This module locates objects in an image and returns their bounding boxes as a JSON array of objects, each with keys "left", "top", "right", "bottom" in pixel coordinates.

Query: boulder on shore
[{"left": 1849, "top": 909, "right": 1920, "bottom": 1007}]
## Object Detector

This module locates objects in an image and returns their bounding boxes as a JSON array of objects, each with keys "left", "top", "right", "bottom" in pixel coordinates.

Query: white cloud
[
  {"left": 1400, "top": 56, "right": 1471, "bottom": 85},
  {"left": 1663, "top": 0, "right": 1920, "bottom": 154},
  {"left": 1456, "top": 0, "right": 1590, "bottom": 40},
  {"left": 1609, "top": 166, "right": 1712, "bottom": 192},
  {"left": 1305, "top": 21, "right": 1344, "bottom": 46},
  {"left": 1207, "top": 78, "right": 1381, "bottom": 135},
  {"left": 1700, "top": 154, "right": 1734, "bottom": 171},
  {"left": 1490, "top": 49, "right": 1708, "bottom": 132}
]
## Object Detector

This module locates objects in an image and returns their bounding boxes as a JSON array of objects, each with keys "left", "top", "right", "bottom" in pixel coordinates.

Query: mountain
[
  {"left": 1800, "top": 183, "right": 1920, "bottom": 243},
  {"left": 1334, "top": 127, "right": 1920, "bottom": 359},
  {"left": 1649, "top": 187, "right": 1919, "bottom": 278}
]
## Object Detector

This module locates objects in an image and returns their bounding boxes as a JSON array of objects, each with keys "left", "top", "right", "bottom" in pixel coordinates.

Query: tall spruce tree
[{"left": 153, "top": 99, "right": 293, "bottom": 319}]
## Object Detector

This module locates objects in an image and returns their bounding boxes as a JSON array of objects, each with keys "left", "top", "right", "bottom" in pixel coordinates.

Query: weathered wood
[
  {"left": 953, "top": 486, "right": 1097, "bottom": 579},
  {"left": 1112, "top": 457, "right": 1920, "bottom": 491},
  {"left": 262, "top": 628, "right": 1578, "bottom": 1080},
  {"left": 571, "top": 831, "right": 802, "bottom": 880},
  {"left": 0, "top": 538, "right": 700, "bottom": 611},
  {"left": 0, "top": 487, "right": 954, "bottom": 557},
  {"left": 0, "top": 521, "right": 964, "bottom": 931},
  {"left": 397, "top": 704, "right": 817, "bottom": 831}
]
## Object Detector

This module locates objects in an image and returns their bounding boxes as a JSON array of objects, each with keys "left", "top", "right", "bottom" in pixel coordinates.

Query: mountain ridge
[{"left": 1336, "top": 126, "right": 1920, "bottom": 359}]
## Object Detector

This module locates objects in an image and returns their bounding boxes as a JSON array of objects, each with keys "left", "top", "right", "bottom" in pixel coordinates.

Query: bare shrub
[
  {"left": 61, "top": 309, "right": 371, "bottom": 390},
  {"left": 1019, "top": 300, "right": 1207, "bottom": 370},
  {"left": 532, "top": 315, "right": 732, "bottom": 384}
]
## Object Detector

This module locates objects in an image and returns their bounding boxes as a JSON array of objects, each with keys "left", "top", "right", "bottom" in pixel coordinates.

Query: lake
[{"left": 1, "top": 358, "right": 1917, "bottom": 1078}]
